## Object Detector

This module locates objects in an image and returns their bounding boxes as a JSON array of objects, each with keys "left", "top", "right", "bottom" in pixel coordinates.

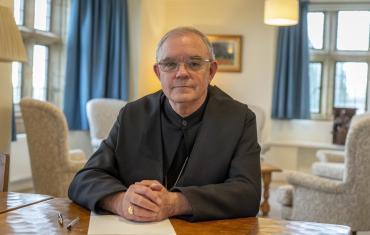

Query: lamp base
[{"left": 0, "top": 62, "right": 13, "bottom": 154}]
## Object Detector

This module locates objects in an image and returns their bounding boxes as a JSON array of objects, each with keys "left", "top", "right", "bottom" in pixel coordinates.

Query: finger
[
  {"left": 150, "top": 183, "right": 163, "bottom": 191},
  {"left": 136, "top": 180, "right": 162, "bottom": 186},
  {"left": 130, "top": 215, "right": 158, "bottom": 222},
  {"left": 128, "top": 204, "right": 157, "bottom": 219},
  {"left": 136, "top": 180, "right": 164, "bottom": 192},
  {"left": 130, "top": 193, "right": 160, "bottom": 212},
  {"left": 125, "top": 185, "right": 160, "bottom": 212},
  {"left": 133, "top": 185, "right": 162, "bottom": 205}
]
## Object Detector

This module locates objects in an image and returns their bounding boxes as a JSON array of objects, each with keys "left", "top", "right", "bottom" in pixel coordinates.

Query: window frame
[
  {"left": 12, "top": 0, "right": 69, "bottom": 133},
  {"left": 308, "top": 3, "right": 370, "bottom": 120},
  {"left": 309, "top": 61, "right": 324, "bottom": 114}
]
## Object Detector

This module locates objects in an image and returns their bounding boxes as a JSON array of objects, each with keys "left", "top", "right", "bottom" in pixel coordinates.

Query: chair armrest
[
  {"left": 286, "top": 171, "right": 345, "bottom": 194},
  {"left": 316, "top": 150, "right": 345, "bottom": 163},
  {"left": 65, "top": 149, "right": 86, "bottom": 172},
  {"left": 311, "top": 162, "right": 344, "bottom": 180}
]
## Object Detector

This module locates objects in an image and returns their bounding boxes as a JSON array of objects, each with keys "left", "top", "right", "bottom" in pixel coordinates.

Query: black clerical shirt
[{"left": 161, "top": 95, "right": 208, "bottom": 189}]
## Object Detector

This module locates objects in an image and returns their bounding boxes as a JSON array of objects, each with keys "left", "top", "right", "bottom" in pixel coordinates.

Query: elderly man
[{"left": 68, "top": 27, "right": 261, "bottom": 222}]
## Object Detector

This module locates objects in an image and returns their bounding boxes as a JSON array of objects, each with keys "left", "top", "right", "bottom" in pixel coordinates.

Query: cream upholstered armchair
[
  {"left": 248, "top": 104, "right": 270, "bottom": 159},
  {"left": 86, "top": 98, "right": 127, "bottom": 150},
  {"left": 20, "top": 98, "right": 86, "bottom": 197},
  {"left": 277, "top": 116, "right": 370, "bottom": 233},
  {"left": 248, "top": 105, "right": 265, "bottom": 144},
  {"left": 312, "top": 112, "right": 370, "bottom": 180}
]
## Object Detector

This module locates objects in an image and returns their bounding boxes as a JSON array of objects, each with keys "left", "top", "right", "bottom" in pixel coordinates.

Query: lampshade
[
  {"left": 264, "top": 0, "right": 299, "bottom": 26},
  {"left": 0, "top": 5, "right": 27, "bottom": 62}
]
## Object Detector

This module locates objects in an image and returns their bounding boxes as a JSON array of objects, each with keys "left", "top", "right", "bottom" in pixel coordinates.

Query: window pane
[
  {"left": 12, "top": 62, "right": 22, "bottom": 104},
  {"left": 337, "top": 11, "right": 370, "bottom": 51},
  {"left": 334, "top": 62, "right": 368, "bottom": 113},
  {"left": 13, "top": 0, "right": 24, "bottom": 25},
  {"left": 32, "top": 45, "right": 48, "bottom": 100},
  {"left": 308, "top": 12, "right": 324, "bottom": 50},
  {"left": 34, "top": 0, "right": 51, "bottom": 31},
  {"left": 309, "top": 63, "right": 322, "bottom": 113}
]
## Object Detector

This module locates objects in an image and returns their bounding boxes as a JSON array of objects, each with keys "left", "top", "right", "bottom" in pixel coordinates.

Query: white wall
[
  {"left": 9, "top": 0, "right": 338, "bottom": 187},
  {"left": 130, "top": 0, "right": 336, "bottom": 176},
  {"left": 271, "top": 119, "right": 333, "bottom": 143},
  {"left": 9, "top": 135, "right": 31, "bottom": 183},
  {"left": 131, "top": 0, "right": 278, "bottom": 142},
  {"left": 167, "top": 0, "right": 277, "bottom": 143}
]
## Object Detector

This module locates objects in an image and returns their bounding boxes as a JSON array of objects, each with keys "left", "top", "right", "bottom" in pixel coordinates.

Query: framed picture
[{"left": 207, "top": 35, "right": 242, "bottom": 72}]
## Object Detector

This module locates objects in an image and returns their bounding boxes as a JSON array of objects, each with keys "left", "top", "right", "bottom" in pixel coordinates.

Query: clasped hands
[{"left": 100, "top": 180, "right": 191, "bottom": 222}]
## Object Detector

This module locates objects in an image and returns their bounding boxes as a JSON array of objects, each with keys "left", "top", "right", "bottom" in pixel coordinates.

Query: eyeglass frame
[{"left": 156, "top": 56, "right": 213, "bottom": 72}]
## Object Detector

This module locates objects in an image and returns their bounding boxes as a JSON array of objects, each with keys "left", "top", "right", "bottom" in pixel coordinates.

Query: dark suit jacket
[{"left": 68, "top": 86, "right": 261, "bottom": 221}]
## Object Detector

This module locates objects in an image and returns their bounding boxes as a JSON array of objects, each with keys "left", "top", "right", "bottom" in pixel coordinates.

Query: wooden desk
[
  {"left": 0, "top": 192, "right": 351, "bottom": 235},
  {"left": 260, "top": 162, "right": 282, "bottom": 216},
  {"left": 0, "top": 192, "right": 52, "bottom": 214}
]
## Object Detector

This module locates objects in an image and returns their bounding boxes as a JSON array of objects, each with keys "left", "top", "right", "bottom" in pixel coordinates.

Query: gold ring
[{"left": 128, "top": 205, "right": 134, "bottom": 215}]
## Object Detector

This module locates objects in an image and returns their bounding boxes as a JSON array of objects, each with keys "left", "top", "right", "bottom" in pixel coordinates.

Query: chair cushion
[
  {"left": 281, "top": 205, "right": 293, "bottom": 220},
  {"left": 91, "top": 138, "right": 104, "bottom": 150},
  {"left": 277, "top": 185, "right": 293, "bottom": 206},
  {"left": 311, "top": 162, "right": 344, "bottom": 180}
]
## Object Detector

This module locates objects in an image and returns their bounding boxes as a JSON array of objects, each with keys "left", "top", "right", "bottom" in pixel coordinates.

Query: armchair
[
  {"left": 86, "top": 98, "right": 127, "bottom": 150},
  {"left": 248, "top": 104, "right": 270, "bottom": 158},
  {"left": 277, "top": 116, "right": 370, "bottom": 233},
  {"left": 312, "top": 112, "right": 370, "bottom": 180},
  {"left": 20, "top": 98, "right": 86, "bottom": 197}
]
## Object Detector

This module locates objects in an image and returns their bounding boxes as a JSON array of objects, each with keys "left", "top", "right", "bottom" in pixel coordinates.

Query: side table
[{"left": 260, "top": 162, "right": 282, "bottom": 216}]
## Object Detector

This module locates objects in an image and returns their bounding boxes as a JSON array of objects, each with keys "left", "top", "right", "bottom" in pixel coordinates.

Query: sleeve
[
  {"left": 173, "top": 110, "right": 261, "bottom": 221},
  {"left": 68, "top": 108, "right": 127, "bottom": 212}
]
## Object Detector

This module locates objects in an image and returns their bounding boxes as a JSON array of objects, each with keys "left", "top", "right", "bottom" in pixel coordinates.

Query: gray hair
[{"left": 155, "top": 27, "right": 215, "bottom": 62}]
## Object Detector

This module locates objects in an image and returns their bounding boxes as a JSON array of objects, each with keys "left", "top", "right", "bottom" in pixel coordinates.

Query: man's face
[{"left": 154, "top": 33, "right": 217, "bottom": 108}]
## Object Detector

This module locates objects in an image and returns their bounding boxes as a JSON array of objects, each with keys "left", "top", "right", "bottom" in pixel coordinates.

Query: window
[
  {"left": 308, "top": 4, "right": 370, "bottom": 119},
  {"left": 309, "top": 62, "right": 322, "bottom": 113},
  {"left": 34, "top": 0, "right": 51, "bottom": 31},
  {"left": 13, "top": 0, "right": 24, "bottom": 25},
  {"left": 12, "top": 62, "right": 22, "bottom": 104},
  {"left": 12, "top": 0, "right": 69, "bottom": 133},
  {"left": 32, "top": 45, "right": 49, "bottom": 100}
]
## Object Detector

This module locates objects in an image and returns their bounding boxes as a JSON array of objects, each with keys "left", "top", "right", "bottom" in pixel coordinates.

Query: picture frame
[{"left": 207, "top": 35, "right": 242, "bottom": 72}]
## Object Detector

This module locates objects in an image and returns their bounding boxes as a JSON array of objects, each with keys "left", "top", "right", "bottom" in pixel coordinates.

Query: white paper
[{"left": 88, "top": 212, "right": 177, "bottom": 235}]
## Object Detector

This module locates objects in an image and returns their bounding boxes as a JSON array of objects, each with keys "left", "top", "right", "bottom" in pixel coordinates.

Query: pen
[
  {"left": 57, "top": 212, "right": 63, "bottom": 225},
  {"left": 66, "top": 217, "right": 80, "bottom": 231}
]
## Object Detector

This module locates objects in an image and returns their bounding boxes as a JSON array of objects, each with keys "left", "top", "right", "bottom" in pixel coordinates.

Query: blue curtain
[
  {"left": 63, "top": 0, "right": 129, "bottom": 130},
  {"left": 271, "top": 0, "right": 310, "bottom": 119}
]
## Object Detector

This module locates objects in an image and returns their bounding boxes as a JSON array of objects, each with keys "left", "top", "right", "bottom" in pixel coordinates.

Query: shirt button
[{"left": 182, "top": 120, "right": 187, "bottom": 126}]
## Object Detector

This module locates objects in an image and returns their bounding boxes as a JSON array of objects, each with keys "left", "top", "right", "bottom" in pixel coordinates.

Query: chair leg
[{"left": 351, "top": 231, "right": 356, "bottom": 235}]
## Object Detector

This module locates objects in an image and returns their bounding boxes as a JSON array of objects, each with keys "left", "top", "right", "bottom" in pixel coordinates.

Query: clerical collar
[{"left": 163, "top": 94, "right": 209, "bottom": 129}]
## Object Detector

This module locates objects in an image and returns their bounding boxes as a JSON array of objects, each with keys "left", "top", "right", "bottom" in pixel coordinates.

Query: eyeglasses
[{"left": 158, "top": 58, "right": 212, "bottom": 72}]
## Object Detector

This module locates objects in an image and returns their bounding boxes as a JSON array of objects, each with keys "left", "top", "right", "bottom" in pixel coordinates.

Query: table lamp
[
  {"left": 0, "top": 5, "right": 27, "bottom": 62},
  {"left": 0, "top": 4, "right": 27, "bottom": 154},
  {"left": 264, "top": 0, "right": 299, "bottom": 26}
]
